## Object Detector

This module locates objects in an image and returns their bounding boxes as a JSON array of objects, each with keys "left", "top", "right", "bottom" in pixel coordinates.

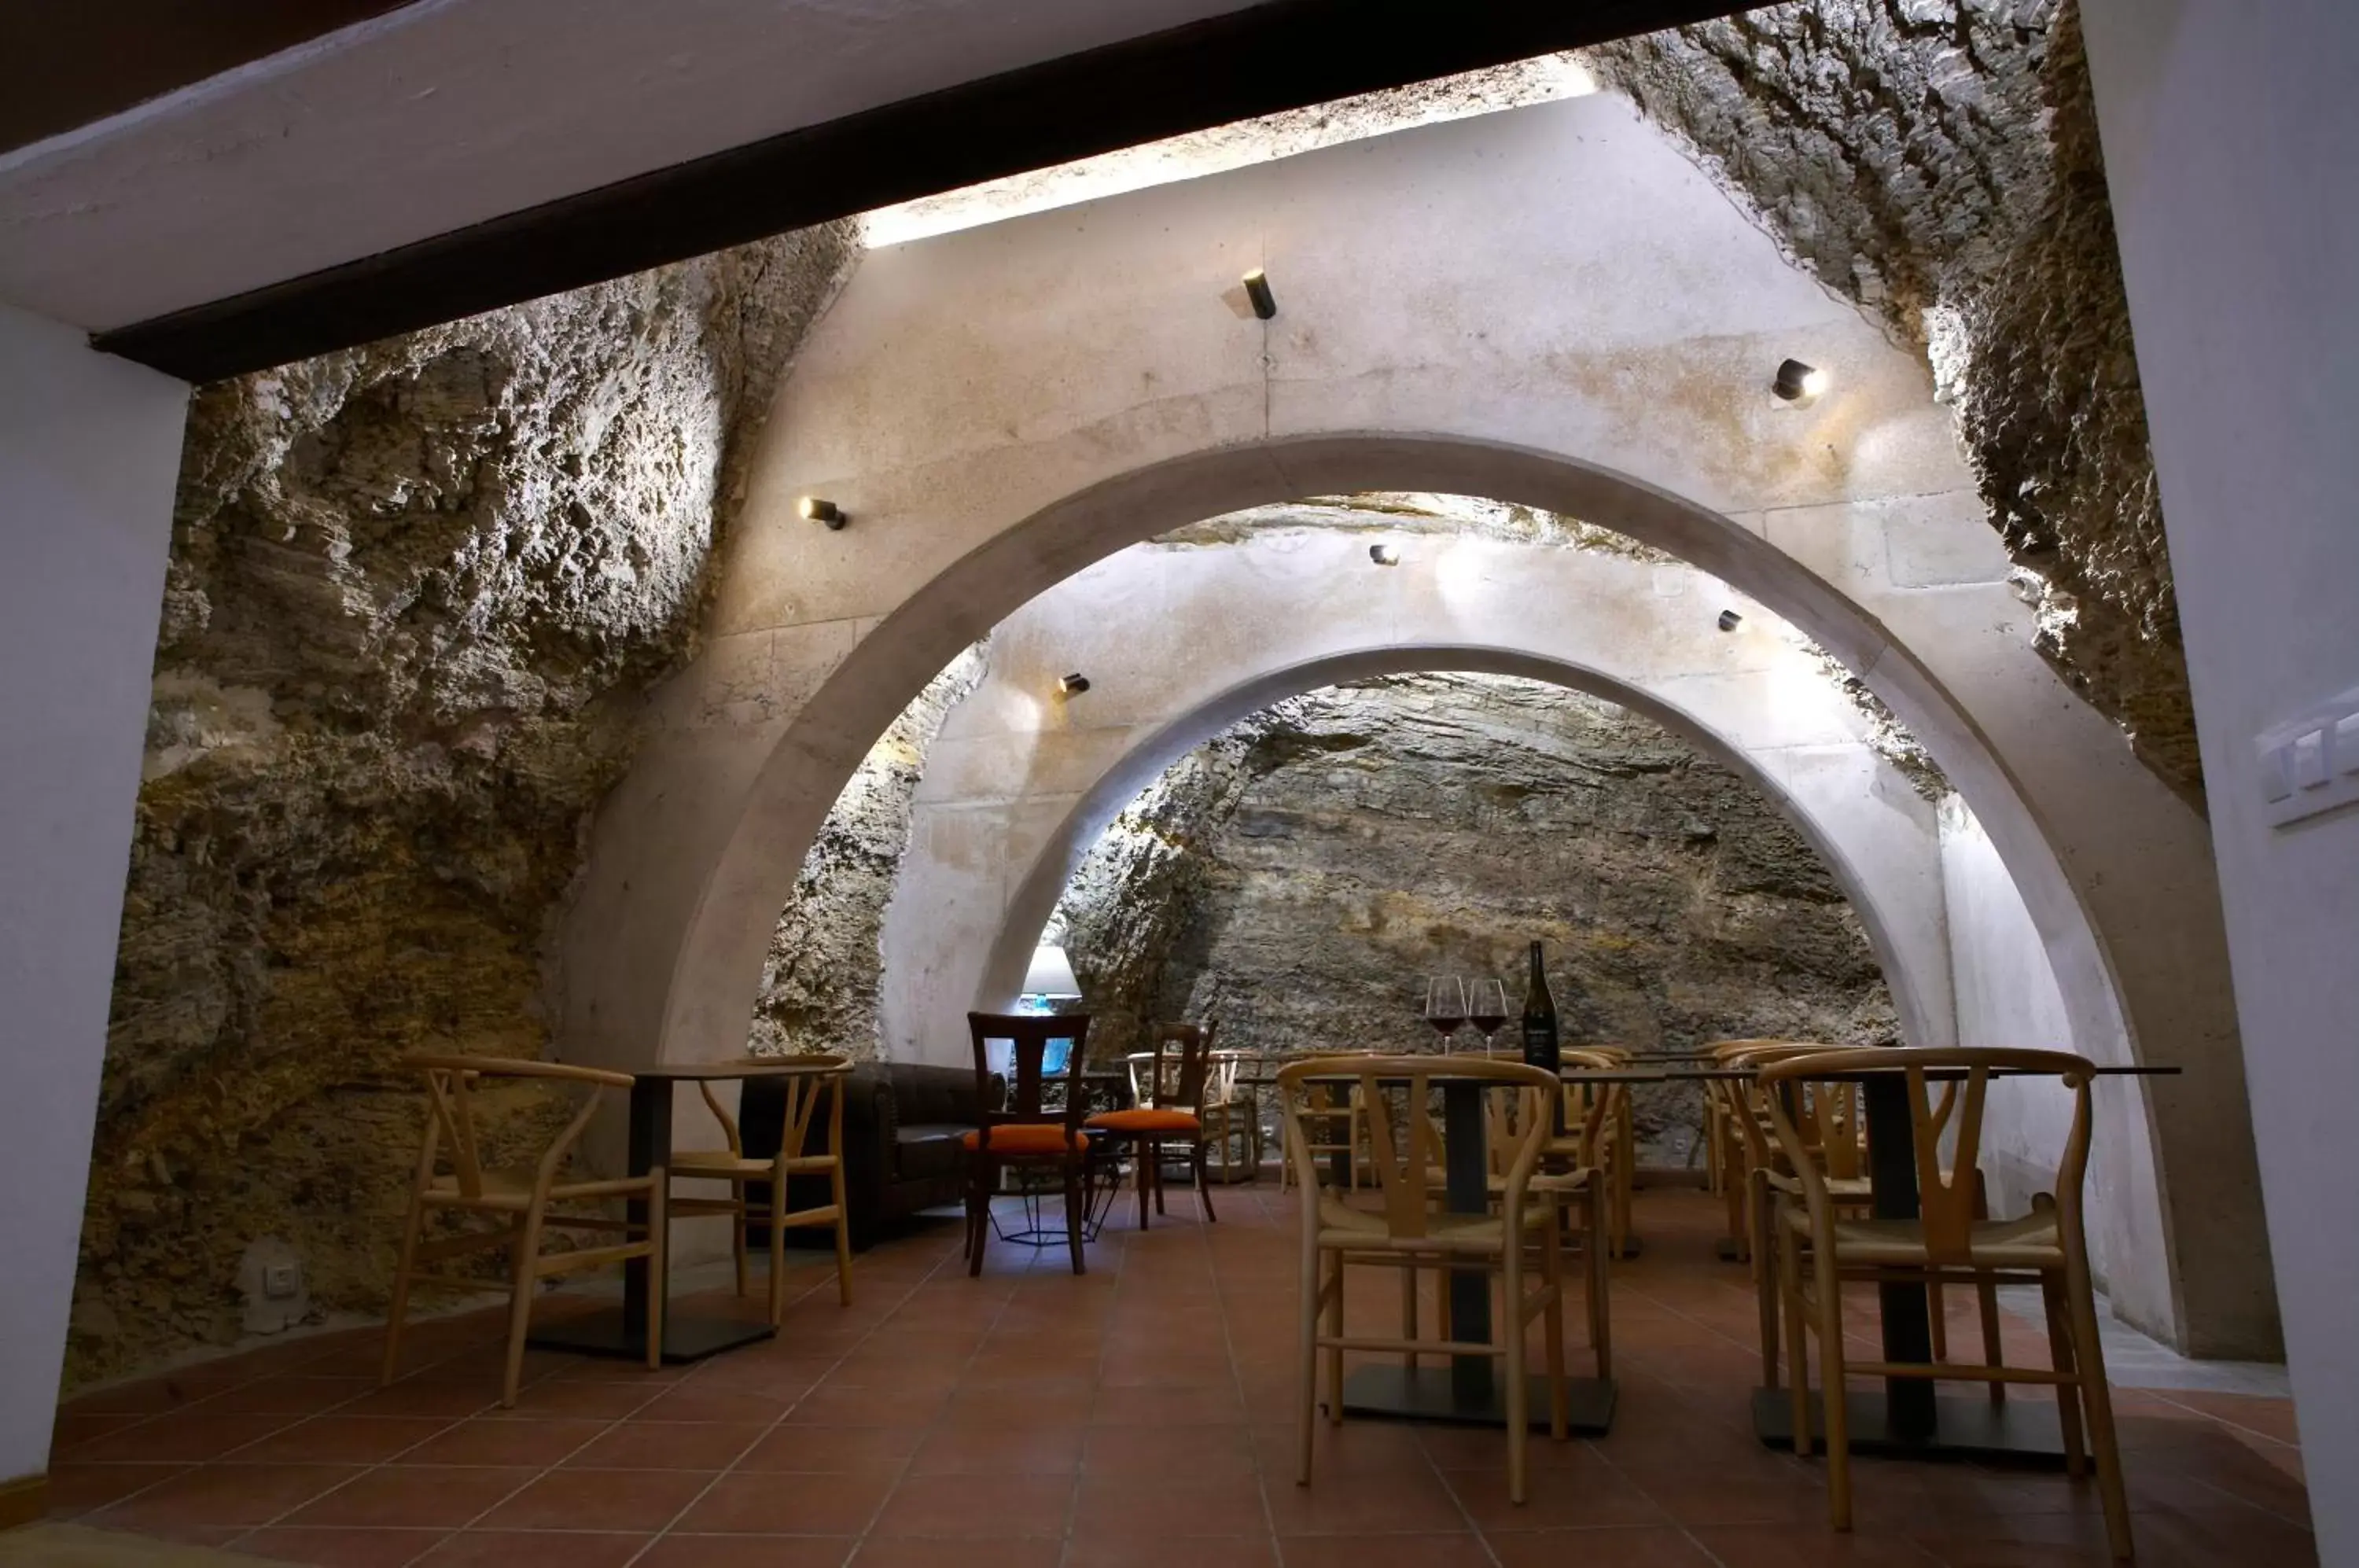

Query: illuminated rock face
[
  {"left": 1054, "top": 674, "right": 1897, "bottom": 1165},
  {"left": 1592, "top": 0, "right": 2196, "bottom": 802},
  {"left": 79, "top": 223, "right": 856, "bottom": 1386}
]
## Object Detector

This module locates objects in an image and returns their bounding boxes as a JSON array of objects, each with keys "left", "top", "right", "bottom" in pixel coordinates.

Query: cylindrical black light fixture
[
  {"left": 1368, "top": 543, "right": 1400, "bottom": 566},
  {"left": 1717, "top": 609, "right": 1743, "bottom": 631},
  {"left": 799, "top": 495, "right": 846, "bottom": 529},
  {"left": 1242, "top": 268, "right": 1278, "bottom": 321},
  {"left": 1772, "top": 359, "right": 1828, "bottom": 401},
  {"left": 1058, "top": 673, "right": 1091, "bottom": 696}
]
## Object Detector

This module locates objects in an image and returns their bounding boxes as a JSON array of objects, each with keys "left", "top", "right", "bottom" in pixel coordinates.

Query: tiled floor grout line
[
  {"left": 1190, "top": 1182, "right": 1289, "bottom": 1568},
  {"left": 641, "top": 1242, "right": 968, "bottom": 1565},
  {"left": 616, "top": 1219, "right": 1019, "bottom": 1566},
  {"left": 1051, "top": 1182, "right": 1138, "bottom": 1568},
  {"left": 71, "top": 1312, "right": 525, "bottom": 1533},
  {"left": 204, "top": 1253, "right": 855, "bottom": 1562},
  {"left": 216, "top": 1301, "right": 708, "bottom": 1562},
  {"left": 56, "top": 1190, "right": 2320, "bottom": 1566}
]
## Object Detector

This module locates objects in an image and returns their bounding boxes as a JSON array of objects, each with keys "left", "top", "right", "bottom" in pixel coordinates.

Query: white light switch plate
[{"left": 2257, "top": 686, "right": 2359, "bottom": 828}]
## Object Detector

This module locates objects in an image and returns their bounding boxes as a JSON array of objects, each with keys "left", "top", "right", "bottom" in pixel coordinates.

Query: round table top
[{"left": 627, "top": 1058, "right": 849, "bottom": 1081}]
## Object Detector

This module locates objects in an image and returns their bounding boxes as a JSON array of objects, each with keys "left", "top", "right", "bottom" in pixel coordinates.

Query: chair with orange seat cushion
[
  {"left": 964, "top": 1011, "right": 1094, "bottom": 1275},
  {"left": 1092, "top": 1021, "right": 1219, "bottom": 1230}
]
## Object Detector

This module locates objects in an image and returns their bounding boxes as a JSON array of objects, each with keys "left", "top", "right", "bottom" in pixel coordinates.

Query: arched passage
[
  {"left": 870, "top": 525, "right": 2165, "bottom": 1309},
  {"left": 881, "top": 528, "right": 1955, "bottom": 1069},
  {"left": 560, "top": 94, "right": 2271, "bottom": 1353}
]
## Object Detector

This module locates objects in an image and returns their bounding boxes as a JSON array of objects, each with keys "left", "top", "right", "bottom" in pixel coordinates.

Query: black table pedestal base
[
  {"left": 530, "top": 1310, "right": 774, "bottom": 1365},
  {"left": 1752, "top": 1388, "right": 2069, "bottom": 1462},
  {"left": 1341, "top": 1365, "right": 1616, "bottom": 1434}
]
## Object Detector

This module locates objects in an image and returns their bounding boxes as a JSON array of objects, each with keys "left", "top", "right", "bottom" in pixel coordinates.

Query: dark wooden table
[{"left": 529, "top": 1061, "right": 811, "bottom": 1365}]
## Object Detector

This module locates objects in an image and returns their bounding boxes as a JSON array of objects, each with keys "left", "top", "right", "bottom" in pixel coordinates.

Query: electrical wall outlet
[
  {"left": 263, "top": 1262, "right": 300, "bottom": 1300},
  {"left": 2256, "top": 686, "right": 2359, "bottom": 828}
]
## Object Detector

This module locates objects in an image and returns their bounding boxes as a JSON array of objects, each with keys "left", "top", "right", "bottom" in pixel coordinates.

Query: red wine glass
[
  {"left": 1424, "top": 975, "right": 1468, "bottom": 1052},
  {"left": 1468, "top": 978, "right": 1508, "bottom": 1051}
]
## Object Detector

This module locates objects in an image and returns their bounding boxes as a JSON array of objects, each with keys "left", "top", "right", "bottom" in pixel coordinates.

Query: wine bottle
[{"left": 1520, "top": 940, "right": 1559, "bottom": 1075}]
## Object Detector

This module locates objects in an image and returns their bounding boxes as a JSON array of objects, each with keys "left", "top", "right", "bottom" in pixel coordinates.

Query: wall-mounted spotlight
[
  {"left": 799, "top": 495, "right": 847, "bottom": 529},
  {"left": 1717, "top": 609, "right": 1743, "bottom": 632},
  {"left": 1058, "top": 673, "right": 1091, "bottom": 697},
  {"left": 1242, "top": 268, "right": 1278, "bottom": 321},
  {"left": 1772, "top": 359, "right": 1829, "bottom": 402},
  {"left": 1368, "top": 543, "right": 1401, "bottom": 566}
]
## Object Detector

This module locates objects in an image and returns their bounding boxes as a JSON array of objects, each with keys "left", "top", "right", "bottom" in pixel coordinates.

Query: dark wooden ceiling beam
[{"left": 93, "top": 0, "right": 1759, "bottom": 382}]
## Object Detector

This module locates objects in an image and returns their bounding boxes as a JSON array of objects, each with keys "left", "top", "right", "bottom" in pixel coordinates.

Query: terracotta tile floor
[{"left": 50, "top": 1187, "right": 2313, "bottom": 1567}]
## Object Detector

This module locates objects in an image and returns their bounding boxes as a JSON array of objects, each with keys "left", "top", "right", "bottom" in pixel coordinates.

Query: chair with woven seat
[
  {"left": 381, "top": 1057, "right": 666, "bottom": 1407},
  {"left": 1202, "top": 1047, "right": 1264, "bottom": 1183},
  {"left": 1278, "top": 1055, "right": 1595, "bottom": 1505},
  {"left": 1720, "top": 1040, "right": 2004, "bottom": 1393},
  {"left": 665, "top": 1056, "right": 852, "bottom": 1322},
  {"left": 1095, "top": 1021, "right": 1219, "bottom": 1228},
  {"left": 1759, "top": 1047, "right": 2132, "bottom": 1560},
  {"left": 964, "top": 1011, "right": 1093, "bottom": 1275}
]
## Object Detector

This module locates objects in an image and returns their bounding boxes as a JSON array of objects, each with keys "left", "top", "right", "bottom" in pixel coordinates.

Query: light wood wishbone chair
[{"left": 382, "top": 1057, "right": 666, "bottom": 1407}]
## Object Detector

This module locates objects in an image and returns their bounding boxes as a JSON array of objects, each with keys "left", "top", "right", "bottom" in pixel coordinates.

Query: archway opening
[{"left": 1040, "top": 670, "right": 1904, "bottom": 1171}]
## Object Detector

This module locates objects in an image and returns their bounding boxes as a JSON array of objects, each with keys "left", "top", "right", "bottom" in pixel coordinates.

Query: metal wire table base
[{"left": 987, "top": 1137, "right": 1129, "bottom": 1246}]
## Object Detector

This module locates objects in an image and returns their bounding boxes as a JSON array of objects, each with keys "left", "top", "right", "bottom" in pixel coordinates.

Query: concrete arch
[
  {"left": 881, "top": 530, "right": 1956, "bottom": 1068},
  {"left": 977, "top": 653, "right": 1937, "bottom": 1043},
  {"left": 561, "top": 94, "right": 2269, "bottom": 1352}
]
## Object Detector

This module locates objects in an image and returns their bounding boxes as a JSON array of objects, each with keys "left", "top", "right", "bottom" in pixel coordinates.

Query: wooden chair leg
[
  {"left": 1297, "top": 1236, "right": 1322, "bottom": 1485},
  {"left": 1752, "top": 1169, "right": 1779, "bottom": 1389},
  {"left": 1322, "top": 1253, "right": 1345, "bottom": 1426},
  {"left": 1135, "top": 1139, "right": 1152, "bottom": 1231},
  {"left": 1814, "top": 1246, "right": 1852, "bottom": 1531},
  {"left": 1780, "top": 1210, "right": 1811, "bottom": 1460},
  {"left": 2063, "top": 1257, "right": 2134, "bottom": 1561},
  {"left": 2040, "top": 1272, "right": 2088, "bottom": 1475},
  {"left": 1728, "top": 1165, "right": 1751, "bottom": 1265},
  {"left": 730, "top": 1181, "right": 749, "bottom": 1300},
  {"left": 645, "top": 1172, "right": 668, "bottom": 1371},
  {"left": 1977, "top": 1275, "right": 2006, "bottom": 1405},
  {"left": 830, "top": 1156, "right": 854, "bottom": 1307},
  {"left": 380, "top": 1183, "right": 426, "bottom": 1387},
  {"left": 1154, "top": 1140, "right": 1167, "bottom": 1216},
  {"left": 1400, "top": 1263, "right": 1419, "bottom": 1372},
  {"left": 500, "top": 1210, "right": 543, "bottom": 1409},
  {"left": 1063, "top": 1159, "right": 1087, "bottom": 1275},
  {"left": 967, "top": 1160, "right": 991, "bottom": 1278},
  {"left": 1930, "top": 1279, "right": 1949, "bottom": 1362},
  {"left": 1541, "top": 1209, "right": 1569, "bottom": 1442},
  {"left": 1503, "top": 1237, "right": 1529, "bottom": 1505},
  {"left": 1588, "top": 1180, "right": 1613, "bottom": 1382},
  {"left": 1194, "top": 1138, "right": 1217, "bottom": 1222},
  {"left": 767, "top": 1201, "right": 787, "bottom": 1327}
]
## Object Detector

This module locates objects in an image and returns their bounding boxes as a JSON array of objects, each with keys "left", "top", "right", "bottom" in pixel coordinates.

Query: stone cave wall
[
  {"left": 79, "top": 223, "right": 859, "bottom": 1385},
  {"left": 1054, "top": 675, "right": 1897, "bottom": 1164},
  {"left": 1590, "top": 0, "right": 2199, "bottom": 802},
  {"left": 749, "top": 643, "right": 989, "bottom": 1060}
]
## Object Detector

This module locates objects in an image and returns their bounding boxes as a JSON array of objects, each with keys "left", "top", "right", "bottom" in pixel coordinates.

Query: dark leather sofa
[{"left": 742, "top": 1062, "right": 982, "bottom": 1250}]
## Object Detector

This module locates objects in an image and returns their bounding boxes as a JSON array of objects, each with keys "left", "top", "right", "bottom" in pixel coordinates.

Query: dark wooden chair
[
  {"left": 964, "top": 1011, "right": 1093, "bottom": 1275},
  {"left": 1093, "top": 1020, "right": 1220, "bottom": 1230}
]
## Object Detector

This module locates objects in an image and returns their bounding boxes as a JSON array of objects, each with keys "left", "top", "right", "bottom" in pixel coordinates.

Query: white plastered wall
[
  {"left": 561, "top": 92, "right": 2267, "bottom": 1354},
  {"left": 0, "top": 302, "right": 186, "bottom": 1487},
  {"left": 2081, "top": 1, "right": 2359, "bottom": 1551},
  {"left": 1939, "top": 796, "right": 2158, "bottom": 1299}
]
